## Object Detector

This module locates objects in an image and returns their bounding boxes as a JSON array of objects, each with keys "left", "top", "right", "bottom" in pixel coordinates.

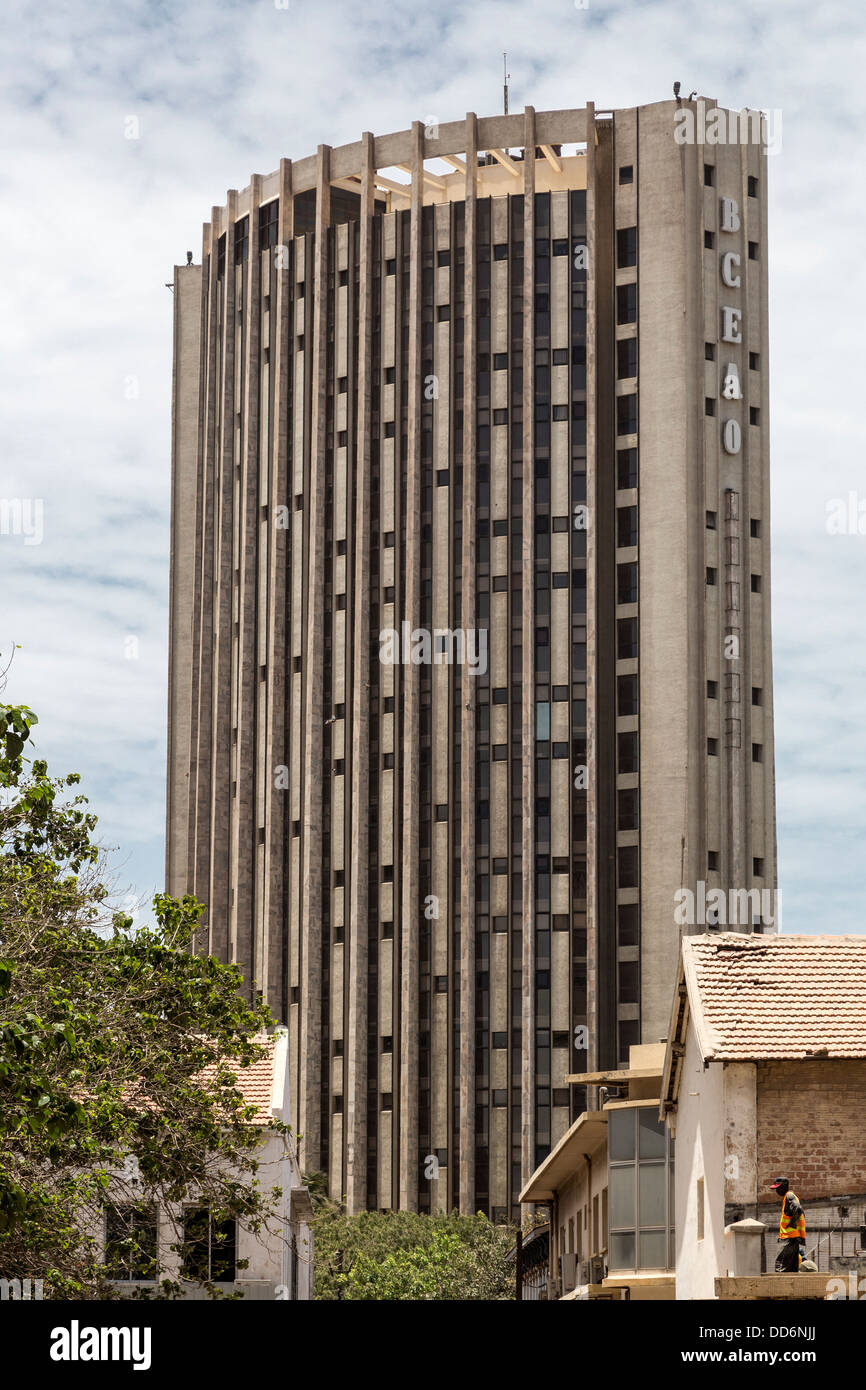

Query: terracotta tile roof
[
  {"left": 195, "top": 1036, "right": 277, "bottom": 1125},
  {"left": 683, "top": 934, "right": 866, "bottom": 1061}
]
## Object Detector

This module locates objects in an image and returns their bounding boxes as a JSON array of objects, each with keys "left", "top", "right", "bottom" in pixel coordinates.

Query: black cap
[{"left": 770, "top": 1176, "right": 789, "bottom": 1190}]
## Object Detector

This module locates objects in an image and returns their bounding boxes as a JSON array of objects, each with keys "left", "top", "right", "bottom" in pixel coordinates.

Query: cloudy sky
[{"left": 2, "top": 0, "right": 865, "bottom": 932}]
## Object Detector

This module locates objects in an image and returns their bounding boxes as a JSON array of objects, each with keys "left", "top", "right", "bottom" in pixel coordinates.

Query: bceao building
[{"left": 166, "top": 99, "right": 777, "bottom": 1219}]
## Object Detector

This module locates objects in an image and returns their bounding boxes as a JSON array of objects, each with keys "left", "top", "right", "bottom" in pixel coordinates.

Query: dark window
[
  {"left": 619, "top": 960, "right": 639, "bottom": 1005},
  {"left": 750, "top": 406, "right": 760, "bottom": 425},
  {"left": 619, "top": 165, "right": 634, "bottom": 185},
  {"left": 705, "top": 397, "right": 715, "bottom": 417},
  {"left": 617, "top": 507, "right": 637, "bottom": 549},
  {"left": 707, "top": 680, "right": 718, "bottom": 698},
  {"left": 707, "top": 738, "right": 718, "bottom": 756},
  {"left": 618, "top": 789, "right": 639, "bottom": 831},
  {"left": 750, "top": 518, "right": 761, "bottom": 538},
  {"left": 705, "top": 342, "right": 716, "bottom": 361},
  {"left": 748, "top": 175, "right": 759, "bottom": 197},
  {"left": 618, "top": 904, "right": 638, "bottom": 946},
  {"left": 617, "top": 562, "right": 638, "bottom": 605},
  {"left": 706, "top": 511, "right": 717, "bottom": 529},
  {"left": 704, "top": 163, "right": 715, "bottom": 187},
  {"left": 751, "top": 573, "right": 762, "bottom": 593},
  {"left": 617, "top": 674, "right": 638, "bottom": 716},
  {"left": 617, "top": 337, "right": 637, "bottom": 380},
  {"left": 748, "top": 240, "right": 759, "bottom": 261},
  {"left": 704, "top": 230, "right": 715, "bottom": 250},
  {"left": 618, "top": 732, "right": 638, "bottom": 774},
  {"left": 753, "top": 857, "right": 764, "bottom": 876},
  {"left": 104, "top": 1204, "right": 158, "bottom": 1281},
  {"left": 708, "top": 851, "right": 719, "bottom": 871},
  {"left": 617, "top": 449, "right": 637, "bottom": 491},
  {"left": 617, "top": 618, "right": 638, "bottom": 661},
  {"left": 749, "top": 351, "right": 760, "bottom": 370},
  {"left": 616, "top": 228, "right": 637, "bottom": 268},
  {"left": 182, "top": 1209, "right": 237, "bottom": 1283},
  {"left": 752, "top": 743, "right": 763, "bottom": 762},
  {"left": 706, "top": 567, "right": 717, "bottom": 586},
  {"left": 617, "top": 283, "right": 637, "bottom": 325},
  {"left": 752, "top": 687, "right": 762, "bottom": 706},
  {"left": 617, "top": 395, "right": 638, "bottom": 437}
]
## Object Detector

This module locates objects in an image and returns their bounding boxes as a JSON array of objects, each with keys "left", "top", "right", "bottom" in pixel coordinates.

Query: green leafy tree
[
  {"left": 0, "top": 699, "right": 287, "bottom": 1298},
  {"left": 312, "top": 1206, "right": 516, "bottom": 1300}
]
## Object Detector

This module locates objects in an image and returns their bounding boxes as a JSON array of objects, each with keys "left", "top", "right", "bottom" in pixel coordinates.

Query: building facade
[{"left": 167, "top": 100, "right": 776, "bottom": 1218}]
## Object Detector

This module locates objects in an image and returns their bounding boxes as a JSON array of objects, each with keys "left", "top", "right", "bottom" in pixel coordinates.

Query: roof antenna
[{"left": 503, "top": 52, "right": 510, "bottom": 116}]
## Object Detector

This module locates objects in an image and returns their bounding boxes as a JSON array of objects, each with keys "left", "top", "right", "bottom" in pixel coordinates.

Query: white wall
[{"left": 672, "top": 1020, "right": 726, "bottom": 1299}]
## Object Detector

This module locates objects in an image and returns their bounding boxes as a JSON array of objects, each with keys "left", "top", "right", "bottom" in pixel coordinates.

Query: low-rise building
[
  {"left": 661, "top": 933, "right": 866, "bottom": 1300},
  {"left": 519, "top": 1044, "right": 674, "bottom": 1300},
  {"left": 520, "top": 934, "right": 866, "bottom": 1301},
  {"left": 101, "top": 1028, "right": 314, "bottom": 1299}
]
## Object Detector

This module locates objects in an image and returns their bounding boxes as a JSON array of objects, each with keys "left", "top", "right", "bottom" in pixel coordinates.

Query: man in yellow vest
[{"left": 771, "top": 1176, "right": 806, "bottom": 1272}]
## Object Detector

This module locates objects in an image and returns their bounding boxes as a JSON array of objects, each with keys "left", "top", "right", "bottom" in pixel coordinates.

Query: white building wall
[{"left": 672, "top": 1019, "right": 726, "bottom": 1299}]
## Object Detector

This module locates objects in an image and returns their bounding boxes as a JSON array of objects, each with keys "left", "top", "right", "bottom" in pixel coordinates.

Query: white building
[
  {"left": 661, "top": 933, "right": 866, "bottom": 1300},
  {"left": 102, "top": 1029, "right": 314, "bottom": 1299}
]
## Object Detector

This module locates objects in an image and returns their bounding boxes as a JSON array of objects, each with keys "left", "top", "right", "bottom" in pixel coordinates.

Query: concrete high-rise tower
[{"left": 167, "top": 101, "right": 777, "bottom": 1219}]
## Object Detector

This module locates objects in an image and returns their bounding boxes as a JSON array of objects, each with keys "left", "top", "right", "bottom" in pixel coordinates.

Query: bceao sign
[{"left": 718, "top": 195, "right": 744, "bottom": 458}]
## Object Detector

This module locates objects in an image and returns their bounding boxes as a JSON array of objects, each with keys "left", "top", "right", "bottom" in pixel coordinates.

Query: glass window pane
[
  {"left": 609, "top": 1165, "right": 635, "bottom": 1229},
  {"left": 639, "top": 1229, "right": 668, "bottom": 1269},
  {"left": 609, "top": 1230, "right": 635, "bottom": 1271},
  {"left": 608, "top": 1107, "right": 635, "bottom": 1161},
  {"left": 639, "top": 1108, "right": 666, "bottom": 1158},
  {"left": 639, "top": 1162, "right": 666, "bottom": 1226},
  {"left": 536, "top": 701, "right": 550, "bottom": 740}
]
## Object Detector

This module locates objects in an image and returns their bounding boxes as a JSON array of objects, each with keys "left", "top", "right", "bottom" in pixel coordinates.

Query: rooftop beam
[
  {"left": 394, "top": 162, "right": 449, "bottom": 191},
  {"left": 539, "top": 142, "right": 562, "bottom": 173},
  {"left": 487, "top": 146, "right": 521, "bottom": 177}
]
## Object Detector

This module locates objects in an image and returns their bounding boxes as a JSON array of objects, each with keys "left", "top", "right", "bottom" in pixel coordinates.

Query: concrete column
[
  {"left": 521, "top": 106, "right": 537, "bottom": 1186},
  {"left": 234, "top": 173, "right": 262, "bottom": 993},
  {"left": 166, "top": 254, "right": 203, "bottom": 898},
  {"left": 263, "top": 158, "right": 294, "bottom": 1018},
  {"left": 209, "top": 190, "right": 238, "bottom": 967},
  {"left": 299, "top": 145, "right": 331, "bottom": 1172},
  {"left": 459, "top": 110, "right": 478, "bottom": 1213},
  {"left": 346, "top": 131, "right": 375, "bottom": 1214},
  {"left": 398, "top": 121, "right": 423, "bottom": 1210}
]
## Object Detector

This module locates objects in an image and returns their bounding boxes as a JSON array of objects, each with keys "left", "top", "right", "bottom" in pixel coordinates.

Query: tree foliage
[
  {"left": 311, "top": 1204, "right": 516, "bottom": 1300},
  {"left": 0, "top": 700, "right": 284, "bottom": 1298}
]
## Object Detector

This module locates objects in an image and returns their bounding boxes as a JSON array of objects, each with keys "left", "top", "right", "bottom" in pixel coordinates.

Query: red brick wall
[{"left": 756, "top": 1060, "right": 866, "bottom": 1201}]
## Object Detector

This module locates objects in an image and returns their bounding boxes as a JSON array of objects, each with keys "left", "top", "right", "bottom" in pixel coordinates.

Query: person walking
[{"left": 771, "top": 1176, "right": 806, "bottom": 1273}]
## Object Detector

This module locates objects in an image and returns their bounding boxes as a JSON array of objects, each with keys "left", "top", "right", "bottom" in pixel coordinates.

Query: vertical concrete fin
[
  {"left": 346, "top": 131, "right": 376, "bottom": 1213},
  {"left": 299, "top": 144, "right": 332, "bottom": 1171},
  {"left": 399, "top": 119, "right": 423, "bottom": 1211},
  {"left": 521, "top": 106, "right": 537, "bottom": 1186},
  {"left": 459, "top": 109, "right": 479, "bottom": 1213}
]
